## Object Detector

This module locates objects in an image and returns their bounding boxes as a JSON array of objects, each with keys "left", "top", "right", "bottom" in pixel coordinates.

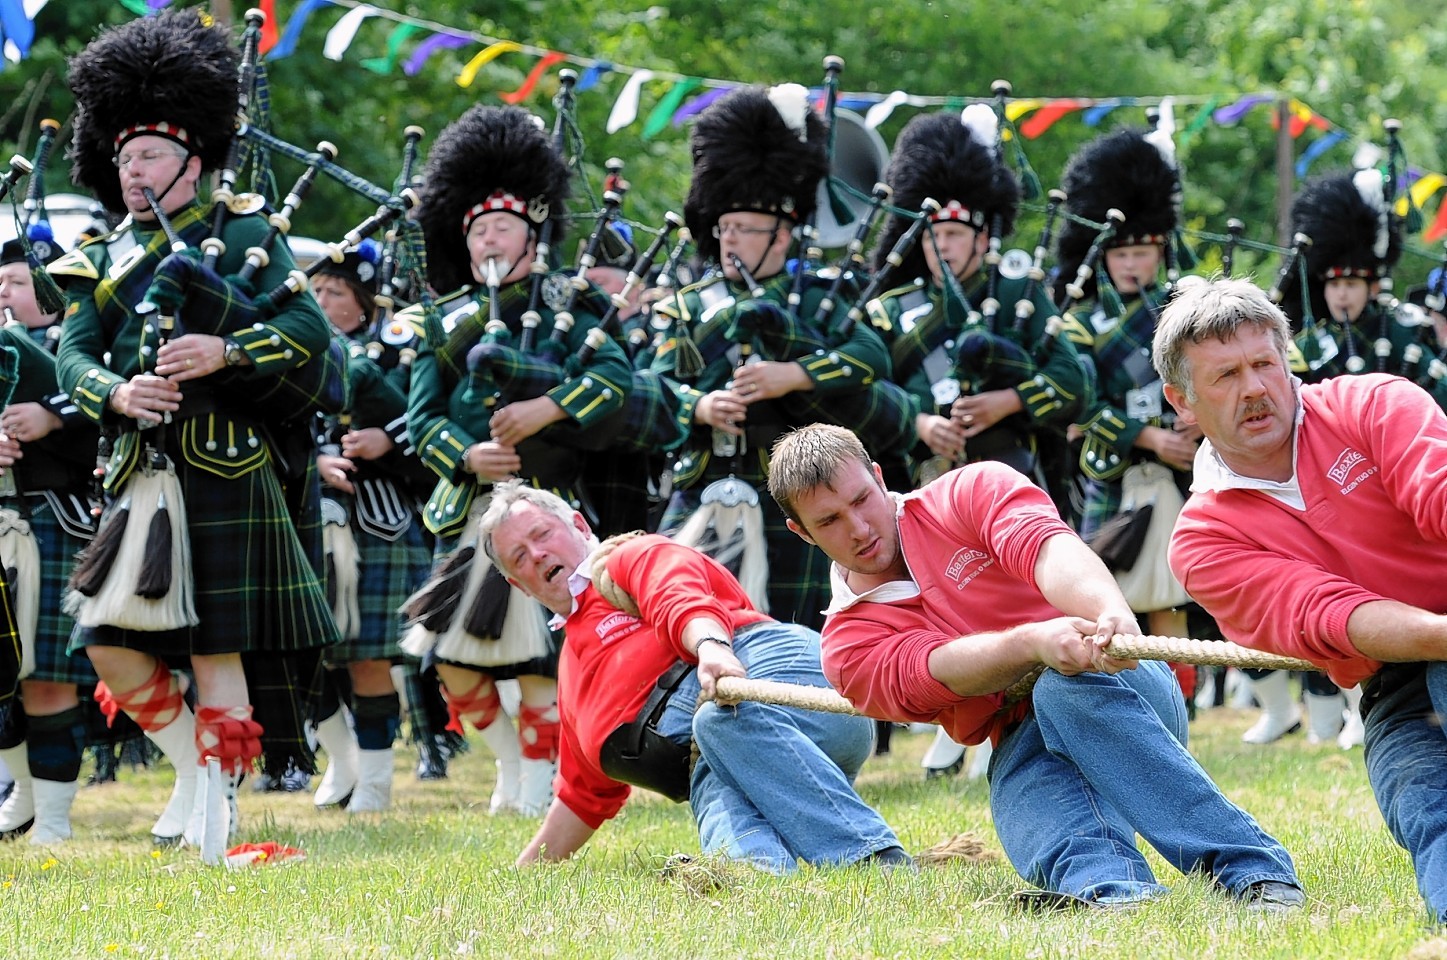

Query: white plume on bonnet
[
  {"left": 768, "top": 83, "right": 811, "bottom": 142},
  {"left": 960, "top": 103, "right": 998, "bottom": 151},
  {"left": 1144, "top": 97, "right": 1177, "bottom": 168},
  {"left": 1353, "top": 167, "right": 1390, "bottom": 260}
]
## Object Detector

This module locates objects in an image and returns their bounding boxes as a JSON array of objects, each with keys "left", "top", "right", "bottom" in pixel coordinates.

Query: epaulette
[{"left": 47, "top": 246, "right": 102, "bottom": 282}]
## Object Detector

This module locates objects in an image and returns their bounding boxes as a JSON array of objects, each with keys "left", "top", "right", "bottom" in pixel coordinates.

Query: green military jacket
[
  {"left": 404, "top": 278, "right": 630, "bottom": 536},
  {"left": 51, "top": 201, "right": 334, "bottom": 491}
]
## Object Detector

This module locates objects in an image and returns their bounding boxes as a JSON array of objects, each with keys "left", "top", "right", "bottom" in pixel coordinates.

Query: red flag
[
  {"left": 1426, "top": 201, "right": 1447, "bottom": 243},
  {"left": 1019, "top": 100, "right": 1083, "bottom": 139},
  {"left": 500, "top": 52, "right": 567, "bottom": 105},
  {"left": 257, "top": 0, "right": 280, "bottom": 55}
]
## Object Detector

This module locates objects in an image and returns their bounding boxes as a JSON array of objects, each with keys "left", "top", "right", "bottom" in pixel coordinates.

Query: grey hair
[
  {"left": 477, "top": 480, "right": 595, "bottom": 570},
  {"left": 1152, "top": 276, "right": 1292, "bottom": 402},
  {"left": 767, "top": 424, "right": 873, "bottom": 526}
]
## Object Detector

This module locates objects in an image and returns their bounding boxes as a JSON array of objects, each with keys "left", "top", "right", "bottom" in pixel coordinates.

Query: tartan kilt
[
  {"left": 69, "top": 431, "right": 341, "bottom": 658},
  {"left": 1079, "top": 478, "right": 1124, "bottom": 542},
  {"left": 18, "top": 495, "right": 96, "bottom": 686},
  {"left": 660, "top": 482, "right": 831, "bottom": 632},
  {"left": 325, "top": 517, "right": 430, "bottom": 664}
]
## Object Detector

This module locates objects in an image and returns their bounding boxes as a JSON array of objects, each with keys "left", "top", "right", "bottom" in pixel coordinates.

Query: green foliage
[{"left": 3, "top": 0, "right": 1446, "bottom": 283}]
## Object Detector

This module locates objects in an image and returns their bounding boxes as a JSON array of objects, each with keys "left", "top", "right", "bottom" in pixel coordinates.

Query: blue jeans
[
  {"left": 655, "top": 621, "right": 900, "bottom": 872},
  {"left": 990, "top": 660, "right": 1299, "bottom": 903},
  {"left": 1362, "top": 661, "right": 1447, "bottom": 923}
]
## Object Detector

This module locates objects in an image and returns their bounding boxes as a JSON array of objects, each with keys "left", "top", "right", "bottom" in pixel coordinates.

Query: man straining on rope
[
  {"left": 770, "top": 423, "right": 1303, "bottom": 911},
  {"left": 1159, "top": 277, "right": 1447, "bottom": 924},
  {"left": 476, "top": 480, "right": 909, "bottom": 872}
]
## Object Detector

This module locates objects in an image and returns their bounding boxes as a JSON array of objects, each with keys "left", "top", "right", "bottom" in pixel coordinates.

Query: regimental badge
[
  {"left": 931, "top": 376, "right": 961, "bottom": 407},
  {"left": 998, "top": 248, "right": 1032, "bottom": 281},
  {"left": 31, "top": 240, "right": 52, "bottom": 261},
  {"left": 357, "top": 261, "right": 375, "bottom": 284},
  {"left": 542, "top": 273, "right": 571, "bottom": 311},
  {"left": 227, "top": 193, "right": 267, "bottom": 215},
  {"left": 382, "top": 319, "right": 415, "bottom": 346},
  {"left": 527, "top": 197, "right": 550, "bottom": 224}
]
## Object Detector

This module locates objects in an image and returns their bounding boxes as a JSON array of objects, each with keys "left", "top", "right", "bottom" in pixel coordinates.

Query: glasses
[
  {"left": 112, "top": 148, "right": 187, "bottom": 170},
  {"left": 712, "top": 223, "right": 780, "bottom": 240}
]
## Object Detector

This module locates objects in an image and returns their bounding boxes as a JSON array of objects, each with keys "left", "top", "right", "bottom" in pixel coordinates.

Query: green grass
[{"left": 2, "top": 707, "right": 1443, "bottom": 959}]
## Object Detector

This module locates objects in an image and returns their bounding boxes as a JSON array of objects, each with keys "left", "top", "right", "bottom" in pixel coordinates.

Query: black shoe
[
  {"left": 1013, "top": 889, "right": 1147, "bottom": 913},
  {"left": 863, "top": 845, "right": 918, "bottom": 873},
  {"left": 1242, "top": 881, "right": 1305, "bottom": 913},
  {"left": 416, "top": 740, "right": 449, "bottom": 781},
  {"left": 924, "top": 756, "right": 964, "bottom": 780},
  {"left": 0, "top": 817, "right": 35, "bottom": 841}
]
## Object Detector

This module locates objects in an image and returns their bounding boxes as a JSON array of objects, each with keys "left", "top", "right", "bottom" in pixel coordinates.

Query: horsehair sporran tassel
[
  {"left": 134, "top": 488, "right": 174, "bottom": 599},
  {"left": 67, "top": 494, "right": 131, "bottom": 597}
]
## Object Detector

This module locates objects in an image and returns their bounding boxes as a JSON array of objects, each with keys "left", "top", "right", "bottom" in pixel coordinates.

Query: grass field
[{"left": 2, "top": 705, "right": 1443, "bottom": 959}]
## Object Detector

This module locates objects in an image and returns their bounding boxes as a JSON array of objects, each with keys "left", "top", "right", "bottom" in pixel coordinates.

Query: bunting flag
[
  {"left": 577, "top": 62, "right": 612, "bottom": 91},
  {"left": 1279, "top": 99, "right": 1330, "bottom": 138},
  {"left": 1082, "top": 103, "right": 1122, "bottom": 126},
  {"left": 405, "top": 33, "right": 469, "bottom": 77},
  {"left": 1004, "top": 99, "right": 1043, "bottom": 123},
  {"left": 606, "top": 69, "right": 655, "bottom": 133},
  {"left": 641, "top": 78, "right": 700, "bottom": 139},
  {"left": 1295, "top": 129, "right": 1347, "bottom": 177},
  {"left": 1019, "top": 99, "right": 1083, "bottom": 139},
  {"left": 456, "top": 39, "right": 521, "bottom": 88},
  {"left": 864, "top": 90, "right": 909, "bottom": 129},
  {"left": 1213, "top": 94, "right": 1272, "bottom": 125},
  {"left": 268, "top": 0, "right": 332, "bottom": 61},
  {"left": 362, "top": 23, "right": 420, "bottom": 74},
  {"left": 672, "top": 86, "right": 730, "bottom": 126},
  {"left": 1426, "top": 200, "right": 1447, "bottom": 244},
  {"left": 256, "top": 0, "right": 279, "bottom": 54},
  {"left": 324, "top": 4, "right": 375, "bottom": 60},
  {"left": 0, "top": 0, "right": 34, "bottom": 61},
  {"left": 1397, "top": 173, "right": 1447, "bottom": 218},
  {"left": 500, "top": 50, "right": 566, "bottom": 104}
]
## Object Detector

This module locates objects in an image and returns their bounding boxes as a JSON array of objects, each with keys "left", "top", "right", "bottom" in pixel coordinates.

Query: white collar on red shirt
[
  {"left": 548, "top": 548, "right": 599, "bottom": 631},
  {"left": 822, "top": 491, "right": 922, "bottom": 615},
  {"left": 1189, "top": 379, "right": 1306, "bottom": 511}
]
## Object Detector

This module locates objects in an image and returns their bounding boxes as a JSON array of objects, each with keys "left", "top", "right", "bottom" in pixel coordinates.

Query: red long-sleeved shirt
[
  {"left": 820, "top": 463, "right": 1076, "bottom": 745},
  {"left": 555, "top": 534, "right": 771, "bottom": 829},
  {"left": 1171, "top": 374, "right": 1447, "bottom": 689}
]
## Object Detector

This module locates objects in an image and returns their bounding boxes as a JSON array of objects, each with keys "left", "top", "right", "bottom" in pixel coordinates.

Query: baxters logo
[
  {"left": 1326, "top": 448, "right": 1366, "bottom": 486},
  {"left": 596, "top": 611, "right": 642, "bottom": 644},
  {"left": 946, "top": 547, "right": 990, "bottom": 583}
]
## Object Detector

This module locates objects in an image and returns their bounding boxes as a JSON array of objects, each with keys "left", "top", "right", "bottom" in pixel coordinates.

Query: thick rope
[
  {"left": 1104, "top": 634, "right": 1317, "bottom": 672},
  {"left": 703, "top": 636, "right": 1317, "bottom": 714}
]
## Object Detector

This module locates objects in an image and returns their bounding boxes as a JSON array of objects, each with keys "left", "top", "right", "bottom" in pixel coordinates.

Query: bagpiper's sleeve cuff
[
  {"left": 1015, "top": 373, "right": 1076, "bottom": 424},
  {"left": 800, "top": 347, "right": 879, "bottom": 394},
  {"left": 416, "top": 419, "right": 475, "bottom": 481},
  {"left": 71, "top": 365, "right": 126, "bottom": 424},
  {"left": 546, "top": 372, "right": 626, "bottom": 427}
]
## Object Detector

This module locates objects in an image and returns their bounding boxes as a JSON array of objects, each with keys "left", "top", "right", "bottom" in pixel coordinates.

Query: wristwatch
[
  {"left": 696, "top": 636, "right": 733, "bottom": 653},
  {"left": 222, "top": 337, "right": 246, "bottom": 367}
]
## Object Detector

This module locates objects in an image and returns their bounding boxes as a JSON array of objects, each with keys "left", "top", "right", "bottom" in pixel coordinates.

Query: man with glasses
[
  {"left": 649, "top": 84, "right": 912, "bottom": 629},
  {"left": 49, "top": 9, "right": 340, "bottom": 849}
]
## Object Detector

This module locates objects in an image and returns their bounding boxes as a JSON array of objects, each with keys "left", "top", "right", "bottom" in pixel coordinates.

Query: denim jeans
[
  {"left": 655, "top": 621, "right": 900, "bottom": 872},
  {"left": 990, "top": 660, "right": 1299, "bottom": 903},
  {"left": 1362, "top": 661, "right": 1447, "bottom": 923}
]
